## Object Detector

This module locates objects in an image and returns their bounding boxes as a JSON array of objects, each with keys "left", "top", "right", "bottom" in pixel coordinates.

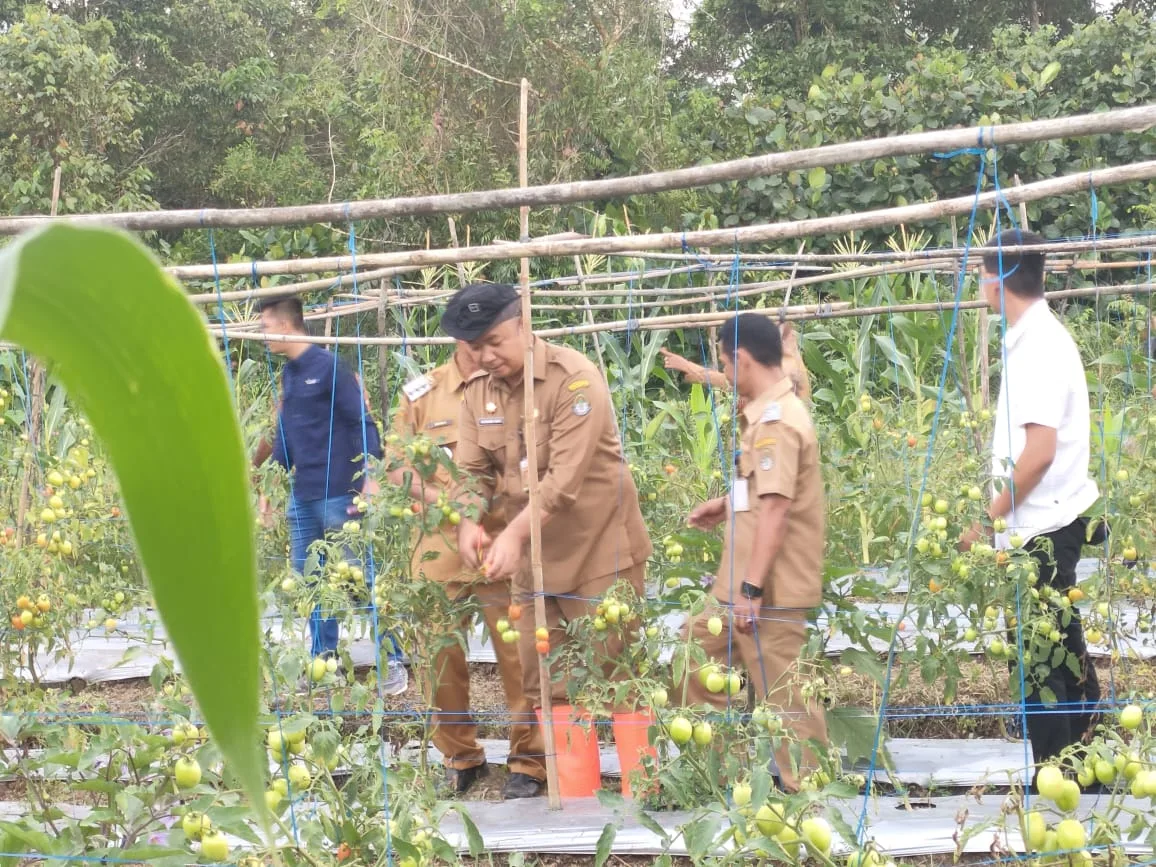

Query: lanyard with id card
[{"left": 730, "top": 449, "right": 750, "bottom": 512}]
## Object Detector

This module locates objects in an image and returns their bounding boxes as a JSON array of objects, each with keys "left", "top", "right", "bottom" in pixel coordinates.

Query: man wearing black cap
[{"left": 442, "top": 282, "right": 653, "bottom": 797}]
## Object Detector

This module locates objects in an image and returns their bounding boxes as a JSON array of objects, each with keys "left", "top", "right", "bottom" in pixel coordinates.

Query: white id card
[{"left": 731, "top": 478, "right": 750, "bottom": 512}]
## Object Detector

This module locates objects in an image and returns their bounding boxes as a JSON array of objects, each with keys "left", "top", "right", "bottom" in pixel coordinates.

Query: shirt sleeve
[
  {"left": 537, "top": 372, "right": 608, "bottom": 513},
  {"left": 271, "top": 411, "right": 290, "bottom": 470},
  {"left": 750, "top": 420, "right": 800, "bottom": 500},
  {"left": 334, "top": 362, "right": 384, "bottom": 459},
  {"left": 270, "top": 387, "right": 290, "bottom": 469},
  {"left": 451, "top": 392, "right": 495, "bottom": 512}
]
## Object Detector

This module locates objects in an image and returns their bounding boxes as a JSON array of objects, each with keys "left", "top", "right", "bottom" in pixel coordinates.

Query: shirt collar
[
  {"left": 1004, "top": 299, "right": 1050, "bottom": 351},
  {"left": 532, "top": 337, "right": 549, "bottom": 381},
  {"left": 741, "top": 376, "right": 794, "bottom": 425},
  {"left": 445, "top": 356, "right": 469, "bottom": 393}
]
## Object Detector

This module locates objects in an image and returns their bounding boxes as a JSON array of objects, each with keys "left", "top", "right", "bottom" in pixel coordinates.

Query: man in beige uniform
[
  {"left": 681, "top": 313, "right": 828, "bottom": 793},
  {"left": 441, "top": 283, "right": 653, "bottom": 773},
  {"left": 386, "top": 343, "right": 545, "bottom": 799}
]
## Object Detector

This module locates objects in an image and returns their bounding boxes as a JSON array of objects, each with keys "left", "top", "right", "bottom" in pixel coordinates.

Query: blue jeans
[{"left": 288, "top": 494, "right": 403, "bottom": 660}]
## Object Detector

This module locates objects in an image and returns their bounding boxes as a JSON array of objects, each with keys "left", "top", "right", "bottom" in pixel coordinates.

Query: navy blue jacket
[{"left": 271, "top": 345, "right": 382, "bottom": 500}]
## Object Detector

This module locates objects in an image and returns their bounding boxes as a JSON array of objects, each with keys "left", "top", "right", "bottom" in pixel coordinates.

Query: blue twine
[{"left": 208, "top": 229, "right": 235, "bottom": 398}]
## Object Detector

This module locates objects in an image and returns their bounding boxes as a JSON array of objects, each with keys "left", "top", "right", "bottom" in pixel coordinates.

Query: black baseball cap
[{"left": 441, "top": 282, "right": 520, "bottom": 341}]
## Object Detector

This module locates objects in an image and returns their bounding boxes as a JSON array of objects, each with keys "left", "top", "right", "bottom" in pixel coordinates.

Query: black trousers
[{"left": 1013, "top": 516, "right": 1101, "bottom": 773}]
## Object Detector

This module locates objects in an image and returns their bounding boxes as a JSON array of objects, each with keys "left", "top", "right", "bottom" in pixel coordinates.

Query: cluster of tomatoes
[
  {"left": 493, "top": 603, "right": 550, "bottom": 655},
  {"left": 9, "top": 593, "right": 51, "bottom": 631}
]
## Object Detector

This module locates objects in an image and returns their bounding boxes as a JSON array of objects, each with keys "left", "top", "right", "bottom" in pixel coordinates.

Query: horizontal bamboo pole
[
  {"left": 204, "top": 276, "right": 1156, "bottom": 349},
  {"left": 162, "top": 160, "right": 1156, "bottom": 278},
  {"left": 6, "top": 105, "right": 1154, "bottom": 236},
  {"left": 564, "top": 236, "right": 1156, "bottom": 265},
  {"left": 187, "top": 249, "right": 1155, "bottom": 312}
]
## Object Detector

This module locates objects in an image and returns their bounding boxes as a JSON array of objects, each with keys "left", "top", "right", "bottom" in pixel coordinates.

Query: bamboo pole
[
  {"left": 199, "top": 254, "right": 1156, "bottom": 318},
  {"left": 377, "top": 280, "right": 390, "bottom": 424},
  {"left": 516, "top": 79, "right": 562, "bottom": 809},
  {"left": 574, "top": 256, "right": 608, "bottom": 380},
  {"left": 447, "top": 218, "right": 468, "bottom": 286},
  {"left": 15, "top": 166, "right": 61, "bottom": 548},
  {"left": 6, "top": 105, "right": 1155, "bottom": 235},
  {"left": 203, "top": 276, "right": 1156, "bottom": 348},
  {"left": 184, "top": 266, "right": 417, "bottom": 304},
  {"left": 177, "top": 245, "right": 1156, "bottom": 301},
  {"left": 160, "top": 161, "right": 1156, "bottom": 278},
  {"left": 173, "top": 235, "right": 1156, "bottom": 289}
]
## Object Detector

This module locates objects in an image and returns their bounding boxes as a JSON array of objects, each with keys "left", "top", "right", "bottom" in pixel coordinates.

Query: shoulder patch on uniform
[
  {"left": 401, "top": 375, "right": 433, "bottom": 402},
  {"left": 567, "top": 379, "right": 590, "bottom": 391},
  {"left": 759, "top": 454, "right": 774, "bottom": 471},
  {"left": 572, "top": 393, "right": 592, "bottom": 417},
  {"left": 759, "top": 403, "right": 782, "bottom": 423},
  {"left": 754, "top": 437, "right": 776, "bottom": 448}
]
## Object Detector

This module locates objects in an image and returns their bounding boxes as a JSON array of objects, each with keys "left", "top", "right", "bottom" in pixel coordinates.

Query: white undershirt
[{"left": 990, "top": 300, "right": 1100, "bottom": 545}]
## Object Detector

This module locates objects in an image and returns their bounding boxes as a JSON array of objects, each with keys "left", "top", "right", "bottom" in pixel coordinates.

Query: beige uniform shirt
[
  {"left": 454, "top": 339, "right": 653, "bottom": 593},
  {"left": 387, "top": 360, "right": 504, "bottom": 583},
  {"left": 712, "top": 377, "right": 825, "bottom": 610}
]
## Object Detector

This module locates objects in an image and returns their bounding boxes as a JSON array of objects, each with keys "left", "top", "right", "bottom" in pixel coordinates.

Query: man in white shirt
[{"left": 964, "top": 228, "right": 1102, "bottom": 781}]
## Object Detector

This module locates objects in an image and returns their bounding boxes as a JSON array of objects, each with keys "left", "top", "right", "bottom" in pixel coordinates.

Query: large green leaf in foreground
[{"left": 0, "top": 224, "right": 263, "bottom": 811}]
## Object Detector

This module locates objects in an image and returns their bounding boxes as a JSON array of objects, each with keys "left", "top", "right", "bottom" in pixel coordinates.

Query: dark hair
[
  {"left": 719, "top": 313, "right": 783, "bottom": 367},
  {"left": 258, "top": 295, "right": 306, "bottom": 331},
  {"left": 982, "top": 229, "right": 1046, "bottom": 299}
]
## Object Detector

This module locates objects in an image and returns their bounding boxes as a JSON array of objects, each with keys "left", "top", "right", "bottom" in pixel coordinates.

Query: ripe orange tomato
[{"left": 535, "top": 640, "right": 550, "bottom": 655}]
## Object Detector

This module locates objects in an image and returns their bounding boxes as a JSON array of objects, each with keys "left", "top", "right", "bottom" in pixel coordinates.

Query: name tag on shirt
[
  {"left": 402, "top": 375, "right": 432, "bottom": 402},
  {"left": 731, "top": 478, "right": 750, "bottom": 512},
  {"left": 478, "top": 417, "right": 504, "bottom": 426}
]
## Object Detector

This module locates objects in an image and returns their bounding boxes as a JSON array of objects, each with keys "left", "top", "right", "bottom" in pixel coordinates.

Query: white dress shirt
[{"left": 991, "top": 299, "right": 1100, "bottom": 544}]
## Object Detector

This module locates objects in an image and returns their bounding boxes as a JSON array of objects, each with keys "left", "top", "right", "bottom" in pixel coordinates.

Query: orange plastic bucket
[
  {"left": 537, "top": 705, "right": 601, "bottom": 798},
  {"left": 613, "top": 710, "right": 658, "bottom": 798}
]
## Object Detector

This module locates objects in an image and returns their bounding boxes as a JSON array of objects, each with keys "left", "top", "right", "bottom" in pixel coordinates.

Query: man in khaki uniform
[
  {"left": 681, "top": 313, "right": 828, "bottom": 793},
  {"left": 441, "top": 284, "right": 653, "bottom": 756},
  {"left": 386, "top": 342, "right": 545, "bottom": 800},
  {"left": 659, "top": 320, "right": 812, "bottom": 403}
]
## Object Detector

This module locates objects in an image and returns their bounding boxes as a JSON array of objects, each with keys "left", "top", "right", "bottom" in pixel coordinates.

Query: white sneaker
[{"left": 380, "top": 661, "right": 408, "bottom": 697}]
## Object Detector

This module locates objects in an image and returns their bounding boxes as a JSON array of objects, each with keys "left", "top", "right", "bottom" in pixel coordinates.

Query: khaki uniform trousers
[
  {"left": 684, "top": 600, "right": 828, "bottom": 792},
  {"left": 513, "top": 563, "right": 647, "bottom": 709},
  {"left": 416, "top": 578, "right": 546, "bottom": 781}
]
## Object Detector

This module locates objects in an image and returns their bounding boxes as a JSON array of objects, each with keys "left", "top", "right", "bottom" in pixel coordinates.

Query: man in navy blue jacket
[{"left": 254, "top": 295, "right": 406, "bottom": 695}]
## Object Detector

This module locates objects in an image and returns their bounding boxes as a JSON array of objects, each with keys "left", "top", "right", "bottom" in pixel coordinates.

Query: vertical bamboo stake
[
  {"left": 447, "top": 218, "right": 468, "bottom": 286},
  {"left": 15, "top": 166, "right": 61, "bottom": 547},
  {"left": 573, "top": 256, "right": 608, "bottom": 381},
  {"left": 517, "top": 78, "right": 561, "bottom": 810},
  {"left": 377, "top": 280, "right": 390, "bottom": 424}
]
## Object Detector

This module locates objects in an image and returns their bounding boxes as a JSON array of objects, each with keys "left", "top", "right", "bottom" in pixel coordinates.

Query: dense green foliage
[{"left": 2, "top": 0, "right": 1154, "bottom": 262}]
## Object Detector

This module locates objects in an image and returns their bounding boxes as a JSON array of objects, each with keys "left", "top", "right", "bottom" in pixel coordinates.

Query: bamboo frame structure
[
  {"left": 4, "top": 104, "right": 1154, "bottom": 235},
  {"left": 204, "top": 273, "right": 1156, "bottom": 349},
  {"left": 160, "top": 160, "right": 1156, "bottom": 280},
  {"left": 516, "top": 80, "right": 563, "bottom": 810}
]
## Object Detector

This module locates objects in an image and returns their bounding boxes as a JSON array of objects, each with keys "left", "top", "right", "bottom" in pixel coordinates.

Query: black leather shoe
[
  {"left": 445, "top": 763, "right": 488, "bottom": 795},
  {"left": 502, "top": 772, "right": 544, "bottom": 800}
]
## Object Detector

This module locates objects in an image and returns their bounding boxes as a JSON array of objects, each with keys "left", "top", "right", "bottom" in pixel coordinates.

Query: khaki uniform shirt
[
  {"left": 454, "top": 339, "right": 653, "bottom": 593},
  {"left": 712, "top": 377, "right": 825, "bottom": 610},
  {"left": 387, "top": 360, "right": 504, "bottom": 583}
]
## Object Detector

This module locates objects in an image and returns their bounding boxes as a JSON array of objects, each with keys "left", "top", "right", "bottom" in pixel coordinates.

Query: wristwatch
[{"left": 740, "top": 581, "right": 763, "bottom": 599}]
